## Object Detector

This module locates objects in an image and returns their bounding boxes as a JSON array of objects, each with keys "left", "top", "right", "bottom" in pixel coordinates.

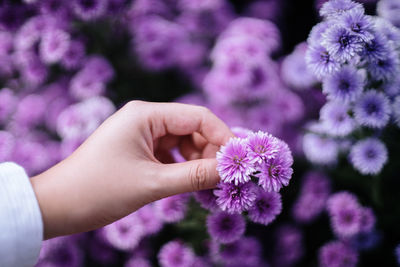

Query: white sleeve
[{"left": 0, "top": 162, "right": 43, "bottom": 267}]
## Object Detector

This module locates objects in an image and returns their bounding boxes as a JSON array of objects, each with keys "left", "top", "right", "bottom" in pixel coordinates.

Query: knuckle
[
  {"left": 190, "top": 162, "right": 209, "bottom": 191},
  {"left": 124, "top": 100, "right": 145, "bottom": 111}
]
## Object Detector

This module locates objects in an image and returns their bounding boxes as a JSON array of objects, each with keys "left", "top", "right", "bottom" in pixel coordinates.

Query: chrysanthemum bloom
[
  {"left": 377, "top": 0, "right": 400, "bottom": 28},
  {"left": 354, "top": 90, "right": 391, "bottom": 129},
  {"left": 72, "top": 0, "right": 107, "bottom": 21},
  {"left": 39, "top": 29, "right": 70, "bottom": 64},
  {"left": 84, "top": 55, "right": 115, "bottom": 83},
  {"left": 273, "top": 225, "right": 304, "bottom": 266},
  {"left": 322, "top": 25, "right": 363, "bottom": 63},
  {"left": 392, "top": 96, "right": 400, "bottom": 128},
  {"left": 61, "top": 40, "right": 86, "bottom": 70},
  {"left": 20, "top": 53, "right": 48, "bottom": 86},
  {"left": 136, "top": 204, "right": 163, "bottom": 235},
  {"left": 359, "top": 207, "right": 376, "bottom": 233},
  {"left": 281, "top": 42, "right": 317, "bottom": 89},
  {"left": 70, "top": 71, "right": 105, "bottom": 100},
  {"left": 0, "top": 88, "right": 17, "bottom": 123},
  {"left": 248, "top": 190, "right": 282, "bottom": 225},
  {"left": 338, "top": 8, "right": 373, "bottom": 42},
  {"left": 246, "top": 131, "right": 279, "bottom": 164},
  {"left": 367, "top": 50, "right": 400, "bottom": 81},
  {"left": 0, "top": 131, "right": 15, "bottom": 162},
  {"left": 319, "top": 241, "right": 358, "bottom": 267},
  {"left": 216, "top": 137, "right": 256, "bottom": 185},
  {"left": 214, "top": 181, "right": 257, "bottom": 213},
  {"left": 293, "top": 194, "right": 327, "bottom": 223},
  {"left": 350, "top": 138, "right": 388, "bottom": 175},
  {"left": 327, "top": 191, "right": 359, "bottom": 213},
  {"left": 37, "top": 237, "right": 83, "bottom": 267},
  {"left": 102, "top": 214, "right": 145, "bottom": 251},
  {"left": 14, "top": 94, "right": 46, "bottom": 129},
  {"left": 331, "top": 204, "right": 362, "bottom": 238},
  {"left": 305, "top": 44, "right": 340, "bottom": 79},
  {"left": 206, "top": 211, "right": 246, "bottom": 244},
  {"left": 320, "top": 101, "right": 355, "bottom": 137},
  {"left": 158, "top": 240, "right": 195, "bottom": 267},
  {"left": 155, "top": 194, "right": 189, "bottom": 223},
  {"left": 308, "top": 21, "right": 331, "bottom": 45},
  {"left": 373, "top": 17, "right": 400, "bottom": 45},
  {"left": 257, "top": 140, "right": 293, "bottom": 192},
  {"left": 194, "top": 189, "right": 219, "bottom": 211},
  {"left": 322, "top": 65, "right": 364, "bottom": 103},
  {"left": 319, "top": 0, "right": 363, "bottom": 19},
  {"left": 360, "top": 33, "right": 391, "bottom": 63},
  {"left": 303, "top": 133, "right": 339, "bottom": 165}
]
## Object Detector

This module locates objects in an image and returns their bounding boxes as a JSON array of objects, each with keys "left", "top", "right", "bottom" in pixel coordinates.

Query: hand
[{"left": 30, "top": 101, "right": 234, "bottom": 239}]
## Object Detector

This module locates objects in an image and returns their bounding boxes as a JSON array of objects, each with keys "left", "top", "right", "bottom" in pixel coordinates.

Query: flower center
[
  {"left": 255, "top": 144, "right": 266, "bottom": 154},
  {"left": 339, "top": 35, "right": 350, "bottom": 48}
]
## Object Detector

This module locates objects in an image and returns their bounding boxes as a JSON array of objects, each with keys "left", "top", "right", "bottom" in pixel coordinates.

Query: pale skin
[{"left": 30, "top": 101, "right": 235, "bottom": 239}]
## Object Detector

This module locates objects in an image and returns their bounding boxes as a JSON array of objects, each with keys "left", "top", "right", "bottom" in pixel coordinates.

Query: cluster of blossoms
[{"left": 303, "top": 0, "right": 400, "bottom": 175}]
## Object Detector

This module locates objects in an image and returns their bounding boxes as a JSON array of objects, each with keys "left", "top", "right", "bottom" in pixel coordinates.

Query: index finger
[{"left": 147, "top": 102, "right": 235, "bottom": 146}]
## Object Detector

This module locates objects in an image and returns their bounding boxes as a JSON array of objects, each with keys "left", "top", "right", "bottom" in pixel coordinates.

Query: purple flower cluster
[
  {"left": 304, "top": 0, "right": 400, "bottom": 175},
  {"left": 215, "top": 131, "right": 293, "bottom": 214}
]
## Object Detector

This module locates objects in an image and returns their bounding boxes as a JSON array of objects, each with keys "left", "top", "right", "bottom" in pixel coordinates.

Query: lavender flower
[
  {"left": 320, "top": 101, "right": 355, "bottom": 136},
  {"left": 350, "top": 138, "right": 388, "bottom": 175},
  {"left": 257, "top": 139, "right": 293, "bottom": 192},
  {"left": 330, "top": 203, "right": 362, "bottom": 238},
  {"left": 158, "top": 240, "right": 195, "bottom": 267},
  {"left": 322, "top": 65, "right": 364, "bottom": 104},
  {"left": 216, "top": 137, "right": 256, "bottom": 185},
  {"left": 246, "top": 131, "right": 279, "bottom": 164},
  {"left": 206, "top": 211, "right": 246, "bottom": 244},
  {"left": 354, "top": 90, "right": 391, "bottom": 129},
  {"left": 303, "top": 133, "right": 339, "bottom": 165},
  {"left": 155, "top": 194, "right": 189, "bottom": 223},
  {"left": 102, "top": 213, "right": 145, "bottom": 251},
  {"left": 39, "top": 29, "right": 70, "bottom": 64},
  {"left": 319, "top": 241, "right": 358, "bottom": 267},
  {"left": 193, "top": 189, "right": 219, "bottom": 211},
  {"left": 321, "top": 25, "right": 363, "bottom": 63},
  {"left": 214, "top": 181, "right": 257, "bottom": 213},
  {"left": 248, "top": 190, "right": 282, "bottom": 225},
  {"left": 305, "top": 44, "right": 340, "bottom": 79},
  {"left": 319, "top": 0, "right": 364, "bottom": 19}
]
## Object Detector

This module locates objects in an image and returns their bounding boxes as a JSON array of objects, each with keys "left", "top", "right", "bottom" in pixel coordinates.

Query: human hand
[{"left": 30, "top": 101, "right": 234, "bottom": 239}]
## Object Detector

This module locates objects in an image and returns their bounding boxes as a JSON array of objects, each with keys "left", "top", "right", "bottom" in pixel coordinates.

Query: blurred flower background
[{"left": 1, "top": 0, "right": 400, "bottom": 266}]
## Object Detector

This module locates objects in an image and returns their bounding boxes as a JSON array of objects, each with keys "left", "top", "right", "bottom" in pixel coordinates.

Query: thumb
[{"left": 158, "top": 158, "right": 220, "bottom": 197}]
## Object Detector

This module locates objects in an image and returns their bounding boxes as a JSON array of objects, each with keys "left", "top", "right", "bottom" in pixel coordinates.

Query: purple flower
[
  {"left": 354, "top": 90, "right": 391, "bottom": 129},
  {"left": 350, "top": 138, "right": 388, "bottom": 175},
  {"left": 70, "top": 71, "right": 105, "bottom": 100},
  {"left": 83, "top": 55, "right": 114, "bottom": 83},
  {"left": 373, "top": 17, "right": 400, "bottom": 45},
  {"left": 308, "top": 21, "right": 331, "bottom": 45},
  {"left": 214, "top": 181, "right": 257, "bottom": 213},
  {"left": 39, "top": 29, "right": 70, "bottom": 64},
  {"left": 320, "top": 101, "right": 355, "bottom": 136},
  {"left": 102, "top": 213, "right": 145, "bottom": 251},
  {"left": 193, "top": 189, "right": 219, "bottom": 211},
  {"left": 0, "top": 131, "right": 15, "bottom": 162},
  {"left": 216, "top": 137, "right": 256, "bottom": 185},
  {"left": 303, "top": 133, "right": 339, "bottom": 165},
  {"left": 125, "top": 257, "right": 152, "bottom": 267},
  {"left": 319, "top": 0, "right": 364, "bottom": 19},
  {"left": 61, "top": 40, "right": 86, "bottom": 70},
  {"left": 39, "top": 0, "right": 70, "bottom": 19},
  {"left": 246, "top": 131, "right": 279, "bottom": 164},
  {"left": 136, "top": 204, "right": 163, "bottom": 235},
  {"left": 350, "top": 230, "right": 381, "bottom": 251},
  {"left": 367, "top": 49, "right": 400, "bottom": 81},
  {"left": 273, "top": 225, "right": 304, "bottom": 266},
  {"left": 37, "top": 237, "right": 83, "bottom": 267},
  {"left": 248, "top": 189, "right": 282, "bottom": 225},
  {"left": 321, "top": 25, "right": 363, "bottom": 63},
  {"left": 13, "top": 94, "right": 46, "bottom": 129},
  {"left": 338, "top": 8, "right": 374, "bottom": 42},
  {"left": 393, "top": 96, "right": 400, "bottom": 128},
  {"left": 327, "top": 191, "right": 360, "bottom": 215},
  {"left": 158, "top": 240, "right": 195, "bottom": 267},
  {"left": 281, "top": 42, "right": 317, "bottom": 89},
  {"left": 360, "top": 33, "right": 392, "bottom": 63},
  {"left": 206, "top": 211, "right": 246, "bottom": 244},
  {"left": 0, "top": 88, "right": 17, "bottom": 123},
  {"left": 330, "top": 203, "right": 362, "bottom": 238},
  {"left": 155, "top": 194, "right": 189, "bottom": 223},
  {"left": 305, "top": 44, "right": 340, "bottom": 79},
  {"left": 377, "top": 0, "right": 400, "bottom": 28},
  {"left": 257, "top": 139, "right": 293, "bottom": 192},
  {"left": 72, "top": 0, "right": 107, "bottom": 21},
  {"left": 323, "top": 68, "right": 364, "bottom": 104},
  {"left": 359, "top": 207, "right": 376, "bottom": 233},
  {"left": 319, "top": 241, "right": 358, "bottom": 267}
]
